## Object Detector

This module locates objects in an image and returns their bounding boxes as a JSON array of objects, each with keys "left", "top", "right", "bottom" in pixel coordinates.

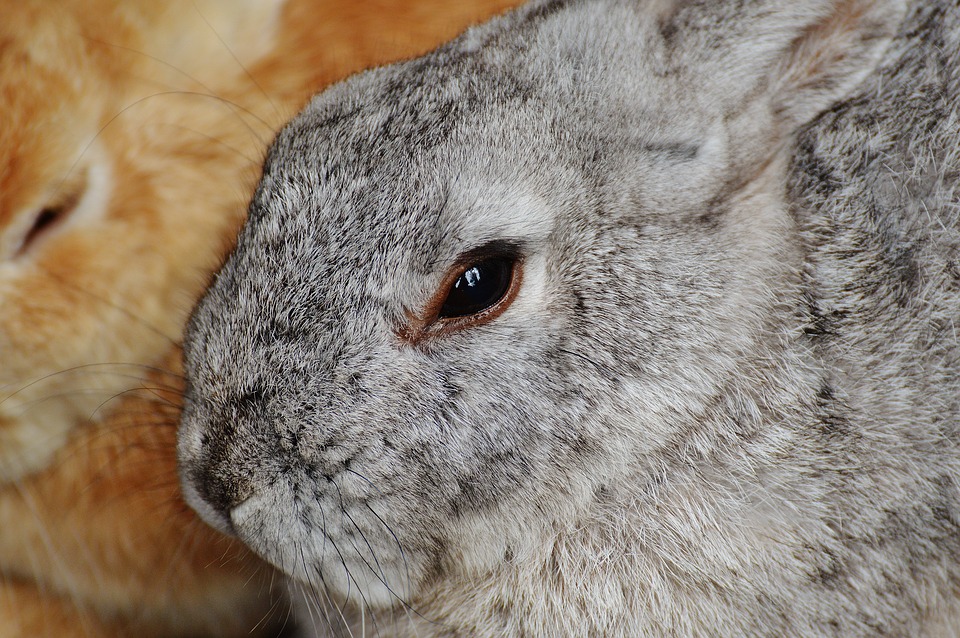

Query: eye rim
[{"left": 400, "top": 241, "right": 525, "bottom": 344}]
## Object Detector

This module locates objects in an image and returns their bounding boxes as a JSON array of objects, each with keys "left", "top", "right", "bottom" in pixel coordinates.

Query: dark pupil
[{"left": 438, "top": 259, "right": 513, "bottom": 319}]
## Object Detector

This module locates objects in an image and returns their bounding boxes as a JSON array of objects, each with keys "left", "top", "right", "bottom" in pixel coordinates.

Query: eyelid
[
  {"left": 448, "top": 240, "right": 524, "bottom": 273},
  {"left": 47, "top": 168, "right": 88, "bottom": 211}
]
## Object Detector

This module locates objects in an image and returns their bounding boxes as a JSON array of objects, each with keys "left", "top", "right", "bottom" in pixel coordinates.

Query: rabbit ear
[
  {"left": 769, "top": 0, "right": 905, "bottom": 129},
  {"left": 657, "top": 0, "right": 904, "bottom": 131}
]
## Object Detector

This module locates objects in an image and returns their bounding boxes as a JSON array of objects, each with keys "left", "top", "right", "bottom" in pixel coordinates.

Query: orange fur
[
  {"left": 0, "top": 360, "right": 278, "bottom": 636},
  {"left": 0, "top": 0, "right": 522, "bottom": 635}
]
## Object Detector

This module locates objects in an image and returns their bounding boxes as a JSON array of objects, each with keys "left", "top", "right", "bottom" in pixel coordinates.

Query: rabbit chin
[{"left": 229, "top": 486, "right": 416, "bottom": 609}]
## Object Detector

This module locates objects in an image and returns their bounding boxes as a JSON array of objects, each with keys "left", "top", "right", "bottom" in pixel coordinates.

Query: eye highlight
[{"left": 438, "top": 258, "right": 514, "bottom": 319}]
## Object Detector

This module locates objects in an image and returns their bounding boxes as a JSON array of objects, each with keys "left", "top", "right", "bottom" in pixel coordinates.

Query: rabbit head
[
  {"left": 0, "top": 0, "right": 286, "bottom": 481},
  {"left": 179, "top": 0, "right": 906, "bottom": 628},
  {"left": 2, "top": 1, "right": 538, "bottom": 634}
]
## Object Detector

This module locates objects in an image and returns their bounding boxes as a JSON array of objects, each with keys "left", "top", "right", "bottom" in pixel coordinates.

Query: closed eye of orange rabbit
[{"left": 0, "top": 0, "right": 521, "bottom": 635}]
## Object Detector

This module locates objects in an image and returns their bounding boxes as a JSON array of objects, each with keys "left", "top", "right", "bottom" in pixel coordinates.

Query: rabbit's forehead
[
  {"left": 255, "top": 115, "right": 702, "bottom": 314},
  {"left": 254, "top": 146, "right": 547, "bottom": 293},
  {"left": 433, "top": 177, "right": 556, "bottom": 248},
  {"left": 246, "top": 0, "right": 730, "bottom": 300}
]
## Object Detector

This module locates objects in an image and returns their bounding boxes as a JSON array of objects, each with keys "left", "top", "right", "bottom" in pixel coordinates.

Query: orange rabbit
[{"left": 0, "top": 0, "right": 522, "bottom": 635}]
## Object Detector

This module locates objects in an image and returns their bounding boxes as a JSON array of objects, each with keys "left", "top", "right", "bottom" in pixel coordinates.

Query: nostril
[
  {"left": 180, "top": 468, "right": 238, "bottom": 536},
  {"left": 188, "top": 464, "right": 258, "bottom": 536},
  {"left": 198, "top": 473, "right": 237, "bottom": 523},
  {"left": 179, "top": 387, "right": 267, "bottom": 534},
  {"left": 182, "top": 441, "right": 256, "bottom": 536}
]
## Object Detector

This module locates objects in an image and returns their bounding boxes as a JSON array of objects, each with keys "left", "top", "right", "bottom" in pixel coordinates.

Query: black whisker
[{"left": 345, "top": 469, "right": 416, "bottom": 606}]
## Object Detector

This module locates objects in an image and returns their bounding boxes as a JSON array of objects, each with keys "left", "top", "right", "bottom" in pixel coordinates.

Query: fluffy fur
[
  {"left": 179, "top": 0, "right": 960, "bottom": 635},
  {"left": 0, "top": 0, "right": 521, "bottom": 635}
]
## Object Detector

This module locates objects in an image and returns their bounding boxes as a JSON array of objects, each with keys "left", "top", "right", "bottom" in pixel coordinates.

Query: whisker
[
  {"left": 330, "top": 479, "right": 390, "bottom": 591},
  {"left": 142, "top": 120, "right": 268, "bottom": 166},
  {"left": 312, "top": 502, "right": 364, "bottom": 635},
  {"left": 2, "top": 362, "right": 171, "bottom": 401},
  {"left": 346, "top": 469, "right": 415, "bottom": 601},
  {"left": 250, "top": 591, "right": 292, "bottom": 637},
  {"left": 326, "top": 526, "right": 381, "bottom": 638},
  {"left": 298, "top": 545, "right": 345, "bottom": 636},
  {"left": 1, "top": 387, "right": 150, "bottom": 416},
  {"left": 112, "top": 89, "right": 273, "bottom": 148},
  {"left": 81, "top": 4, "right": 282, "bottom": 139},
  {"left": 331, "top": 479, "right": 434, "bottom": 635},
  {"left": 344, "top": 471, "right": 441, "bottom": 632},
  {"left": 86, "top": 386, "right": 183, "bottom": 419},
  {"left": 135, "top": 383, "right": 186, "bottom": 407}
]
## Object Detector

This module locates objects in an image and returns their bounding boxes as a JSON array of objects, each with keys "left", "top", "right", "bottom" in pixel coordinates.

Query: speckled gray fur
[{"left": 178, "top": 0, "right": 960, "bottom": 635}]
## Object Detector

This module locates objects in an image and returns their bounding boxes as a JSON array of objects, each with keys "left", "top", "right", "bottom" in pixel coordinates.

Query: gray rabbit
[{"left": 177, "top": 0, "right": 960, "bottom": 635}]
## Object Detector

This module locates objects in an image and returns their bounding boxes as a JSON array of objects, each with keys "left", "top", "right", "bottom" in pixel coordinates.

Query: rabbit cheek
[
  {"left": 178, "top": 388, "right": 426, "bottom": 606},
  {"left": 226, "top": 470, "right": 417, "bottom": 608}
]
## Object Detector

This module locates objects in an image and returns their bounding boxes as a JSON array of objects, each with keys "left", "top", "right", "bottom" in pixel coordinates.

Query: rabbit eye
[
  {"left": 22, "top": 206, "right": 68, "bottom": 249},
  {"left": 17, "top": 170, "right": 86, "bottom": 256},
  {"left": 438, "top": 258, "right": 516, "bottom": 319},
  {"left": 400, "top": 242, "right": 524, "bottom": 343}
]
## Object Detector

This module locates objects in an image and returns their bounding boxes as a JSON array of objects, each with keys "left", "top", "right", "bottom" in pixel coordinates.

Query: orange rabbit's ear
[{"left": 132, "top": 0, "right": 287, "bottom": 90}]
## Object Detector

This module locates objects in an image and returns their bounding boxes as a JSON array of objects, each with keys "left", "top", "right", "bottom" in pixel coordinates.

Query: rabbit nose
[
  {"left": 179, "top": 391, "right": 267, "bottom": 534},
  {"left": 198, "top": 463, "right": 252, "bottom": 529},
  {"left": 182, "top": 436, "right": 257, "bottom": 535}
]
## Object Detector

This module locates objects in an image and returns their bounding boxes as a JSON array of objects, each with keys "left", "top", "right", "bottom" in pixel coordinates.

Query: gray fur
[{"left": 177, "top": 0, "right": 960, "bottom": 635}]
